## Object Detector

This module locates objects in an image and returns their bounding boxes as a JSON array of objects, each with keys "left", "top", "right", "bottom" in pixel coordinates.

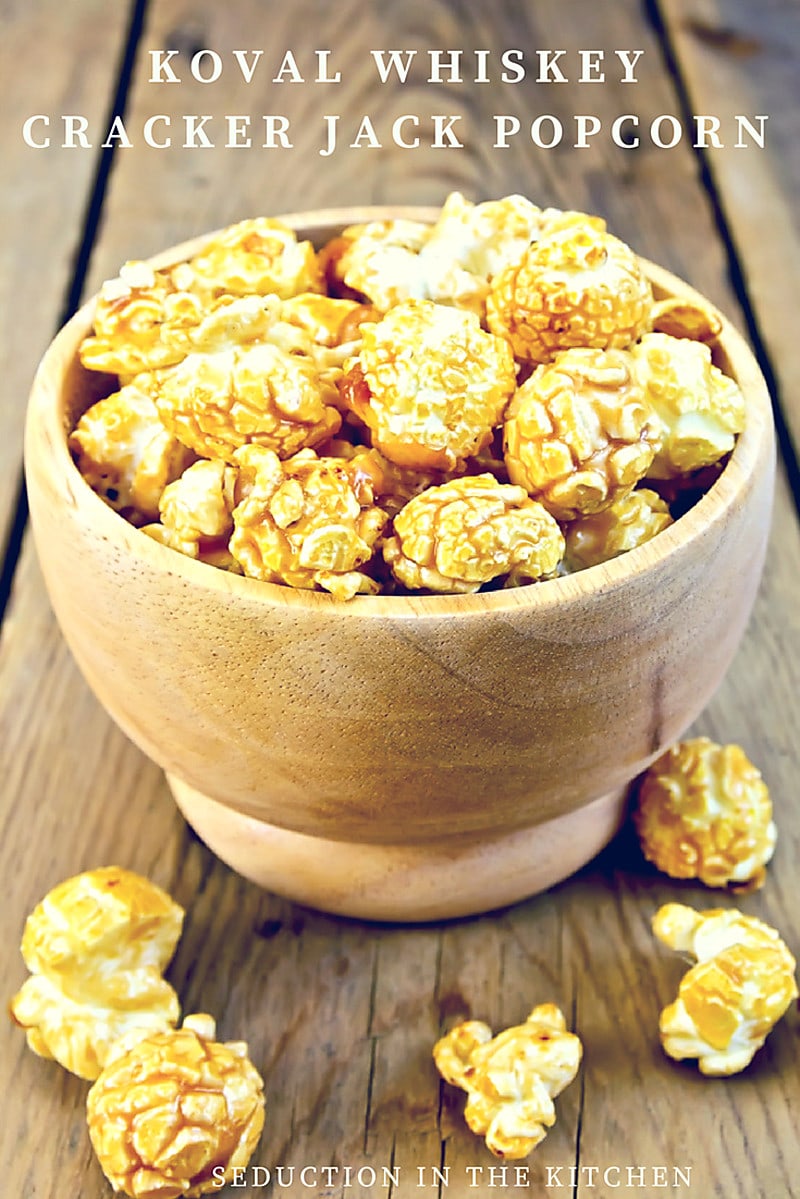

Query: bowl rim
[{"left": 27, "top": 206, "right": 775, "bottom": 621}]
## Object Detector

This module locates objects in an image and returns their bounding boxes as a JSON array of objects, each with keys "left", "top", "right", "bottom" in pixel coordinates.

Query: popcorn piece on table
[
  {"left": 142, "top": 458, "right": 241, "bottom": 571},
  {"left": 229, "top": 446, "right": 388, "bottom": 600},
  {"left": 634, "top": 737, "right": 777, "bottom": 890},
  {"left": 153, "top": 342, "right": 341, "bottom": 465},
  {"left": 69, "top": 383, "right": 195, "bottom": 524},
  {"left": 341, "top": 299, "right": 516, "bottom": 472},
  {"left": 503, "top": 347, "right": 659, "bottom": 522},
  {"left": 486, "top": 215, "right": 653, "bottom": 365},
  {"left": 383, "top": 475, "right": 564, "bottom": 594},
  {"left": 9, "top": 867, "right": 184, "bottom": 1080},
  {"left": 87, "top": 1013, "right": 265, "bottom": 1199},
  {"left": 631, "top": 333, "right": 746, "bottom": 479},
  {"left": 433, "top": 1003, "right": 582, "bottom": 1159},
  {"left": 652, "top": 903, "right": 797, "bottom": 1076},
  {"left": 563, "top": 487, "right": 673, "bottom": 572}
]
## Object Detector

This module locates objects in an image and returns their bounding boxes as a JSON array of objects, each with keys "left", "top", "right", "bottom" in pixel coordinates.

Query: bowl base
[{"left": 167, "top": 776, "right": 630, "bottom": 922}]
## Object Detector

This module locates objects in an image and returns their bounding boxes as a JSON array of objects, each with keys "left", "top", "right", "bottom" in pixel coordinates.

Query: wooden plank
[
  {"left": 0, "top": 0, "right": 131, "bottom": 564},
  {"left": 657, "top": 0, "right": 800, "bottom": 459},
  {"left": 2, "top": 1, "right": 799, "bottom": 1197}
]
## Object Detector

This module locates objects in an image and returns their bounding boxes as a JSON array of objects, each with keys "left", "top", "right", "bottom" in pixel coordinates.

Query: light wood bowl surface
[{"left": 24, "top": 209, "right": 775, "bottom": 919}]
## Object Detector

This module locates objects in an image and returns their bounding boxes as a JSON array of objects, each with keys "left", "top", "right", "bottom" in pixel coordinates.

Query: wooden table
[{"left": 2, "top": 3, "right": 798, "bottom": 1196}]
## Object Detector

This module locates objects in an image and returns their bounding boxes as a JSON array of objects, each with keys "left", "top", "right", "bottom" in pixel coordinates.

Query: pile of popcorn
[{"left": 71, "top": 193, "right": 745, "bottom": 600}]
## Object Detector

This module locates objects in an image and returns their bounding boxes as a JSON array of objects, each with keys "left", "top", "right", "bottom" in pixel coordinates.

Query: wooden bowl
[{"left": 24, "top": 209, "right": 775, "bottom": 921}]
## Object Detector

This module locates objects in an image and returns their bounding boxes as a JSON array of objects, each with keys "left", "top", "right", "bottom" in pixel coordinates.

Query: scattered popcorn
[
  {"left": 86, "top": 1013, "right": 265, "bottom": 1198},
  {"left": 631, "top": 333, "right": 746, "bottom": 478},
  {"left": 73, "top": 195, "right": 747, "bottom": 598},
  {"left": 69, "top": 383, "right": 195, "bottom": 524},
  {"left": 383, "top": 475, "right": 564, "bottom": 593},
  {"left": 433, "top": 1004, "right": 582, "bottom": 1158},
  {"left": 652, "top": 904, "right": 797, "bottom": 1075},
  {"left": 486, "top": 216, "right": 653, "bottom": 364},
  {"left": 229, "top": 446, "right": 388, "bottom": 600},
  {"left": 503, "top": 347, "right": 659, "bottom": 521},
  {"left": 634, "top": 737, "right": 777, "bottom": 890},
  {"left": 563, "top": 487, "right": 674, "bottom": 571},
  {"left": 342, "top": 299, "right": 516, "bottom": 471},
  {"left": 154, "top": 342, "right": 341, "bottom": 464},
  {"left": 10, "top": 867, "right": 184, "bottom": 1080}
]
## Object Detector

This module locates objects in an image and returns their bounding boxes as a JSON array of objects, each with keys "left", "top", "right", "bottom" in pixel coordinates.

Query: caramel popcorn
[
  {"left": 72, "top": 196, "right": 747, "bottom": 598},
  {"left": 486, "top": 217, "right": 653, "bottom": 365},
  {"left": 87, "top": 1013, "right": 265, "bottom": 1198},
  {"left": 631, "top": 333, "right": 746, "bottom": 478},
  {"left": 433, "top": 1004, "right": 582, "bottom": 1159},
  {"left": 10, "top": 867, "right": 184, "bottom": 1080},
  {"left": 563, "top": 487, "right": 674, "bottom": 572},
  {"left": 344, "top": 299, "right": 516, "bottom": 471},
  {"left": 185, "top": 217, "right": 323, "bottom": 300},
  {"left": 652, "top": 904, "right": 797, "bottom": 1075},
  {"left": 503, "top": 347, "right": 659, "bottom": 521},
  {"left": 154, "top": 342, "right": 341, "bottom": 464},
  {"left": 229, "top": 446, "right": 388, "bottom": 600},
  {"left": 383, "top": 475, "right": 564, "bottom": 594},
  {"left": 634, "top": 737, "right": 777, "bottom": 890},
  {"left": 142, "top": 459, "right": 240, "bottom": 570},
  {"left": 69, "top": 383, "right": 195, "bottom": 524}
]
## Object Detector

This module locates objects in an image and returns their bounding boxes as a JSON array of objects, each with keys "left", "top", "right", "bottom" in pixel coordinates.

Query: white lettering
[
  {"left": 232, "top": 49, "right": 263, "bottom": 83},
  {"left": 604, "top": 1165, "right": 621, "bottom": 1187},
  {"left": 501, "top": 49, "right": 525, "bottom": 82},
  {"left": 371, "top": 49, "right": 416, "bottom": 83},
  {"left": 694, "top": 115, "right": 723, "bottom": 147},
  {"left": 22, "top": 115, "right": 50, "bottom": 148},
  {"left": 263, "top": 115, "right": 292, "bottom": 148},
  {"left": 612, "top": 114, "right": 640, "bottom": 147},
  {"left": 428, "top": 50, "right": 462, "bottom": 82},
  {"left": 272, "top": 50, "right": 303, "bottom": 83},
  {"left": 63, "top": 115, "right": 90, "bottom": 148},
  {"left": 350, "top": 115, "right": 381, "bottom": 148},
  {"left": 579, "top": 49, "right": 605, "bottom": 82},
  {"left": 531, "top": 114, "right": 563, "bottom": 148},
  {"left": 183, "top": 115, "right": 213, "bottom": 148},
  {"left": 616, "top": 48, "right": 645, "bottom": 82},
  {"left": 651, "top": 114, "right": 682, "bottom": 148},
  {"left": 627, "top": 1166, "right": 647, "bottom": 1186},
  {"left": 191, "top": 50, "right": 222, "bottom": 82},
  {"left": 226, "top": 115, "right": 251, "bottom": 148},
  {"left": 575, "top": 114, "right": 601, "bottom": 146},
  {"left": 393, "top": 115, "right": 419, "bottom": 148},
  {"left": 652, "top": 1165, "right": 669, "bottom": 1186},
  {"left": 432, "top": 114, "right": 463, "bottom": 147},
  {"left": 735, "top": 114, "right": 767, "bottom": 148},
  {"left": 546, "top": 1167, "right": 563, "bottom": 1187},
  {"left": 143, "top": 115, "right": 170, "bottom": 148},
  {"left": 493, "top": 114, "right": 520, "bottom": 147},
  {"left": 474, "top": 49, "right": 490, "bottom": 83},
  {"left": 316, "top": 50, "right": 341, "bottom": 82},
  {"left": 536, "top": 49, "right": 567, "bottom": 82},
  {"left": 149, "top": 49, "right": 180, "bottom": 83}
]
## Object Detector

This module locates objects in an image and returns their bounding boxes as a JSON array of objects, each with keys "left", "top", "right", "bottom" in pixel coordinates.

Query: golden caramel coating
[
  {"left": 650, "top": 295, "right": 723, "bottom": 344},
  {"left": 87, "top": 1015, "right": 265, "bottom": 1198},
  {"left": 185, "top": 217, "right": 323, "bottom": 300},
  {"left": 347, "top": 299, "right": 516, "bottom": 471},
  {"left": 153, "top": 343, "right": 341, "bottom": 464},
  {"left": 383, "top": 475, "right": 564, "bottom": 594},
  {"left": 229, "top": 446, "right": 388, "bottom": 600},
  {"left": 69, "top": 384, "right": 195, "bottom": 524},
  {"left": 344, "top": 446, "right": 448, "bottom": 516},
  {"left": 652, "top": 904, "right": 797, "bottom": 1076},
  {"left": 279, "top": 293, "right": 374, "bottom": 347},
  {"left": 634, "top": 737, "right": 777, "bottom": 890},
  {"left": 503, "top": 347, "right": 659, "bottom": 522},
  {"left": 563, "top": 487, "right": 673, "bottom": 572},
  {"left": 141, "top": 459, "right": 240, "bottom": 570},
  {"left": 10, "top": 867, "right": 184, "bottom": 1080},
  {"left": 326, "top": 218, "right": 434, "bottom": 311},
  {"left": 486, "top": 218, "right": 653, "bottom": 365},
  {"left": 631, "top": 333, "right": 746, "bottom": 478},
  {"left": 433, "top": 1004, "right": 582, "bottom": 1159}
]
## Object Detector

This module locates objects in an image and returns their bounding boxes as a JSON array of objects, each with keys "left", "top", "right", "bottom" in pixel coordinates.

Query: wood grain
[
  {"left": 2, "top": 1, "right": 799, "bottom": 1197},
  {"left": 0, "top": 0, "right": 131, "bottom": 561}
]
